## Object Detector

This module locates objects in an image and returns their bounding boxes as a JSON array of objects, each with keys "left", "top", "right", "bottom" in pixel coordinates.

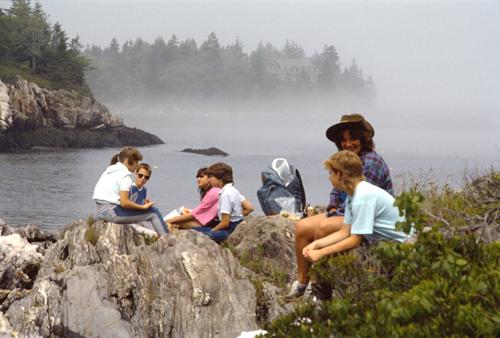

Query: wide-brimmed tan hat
[{"left": 325, "top": 113, "right": 375, "bottom": 143}]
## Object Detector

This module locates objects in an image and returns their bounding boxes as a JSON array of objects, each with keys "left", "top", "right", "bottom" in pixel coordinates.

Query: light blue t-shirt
[
  {"left": 345, "top": 181, "right": 412, "bottom": 243},
  {"left": 218, "top": 183, "right": 245, "bottom": 222}
]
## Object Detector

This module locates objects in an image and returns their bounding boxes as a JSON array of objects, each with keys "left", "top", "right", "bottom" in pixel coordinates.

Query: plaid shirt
[{"left": 327, "top": 151, "right": 394, "bottom": 216}]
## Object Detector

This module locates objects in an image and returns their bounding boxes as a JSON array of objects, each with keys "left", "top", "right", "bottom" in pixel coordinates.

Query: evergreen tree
[
  {"left": 0, "top": 0, "right": 90, "bottom": 92},
  {"left": 341, "top": 59, "right": 366, "bottom": 90},
  {"left": 105, "top": 37, "right": 120, "bottom": 57},
  {"left": 200, "top": 32, "right": 221, "bottom": 59},
  {"left": 221, "top": 38, "right": 251, "bottom": 95},
  {"left": 199, "top": 32, "right": 223, "bottom": 95},
  {"left": 282, "top": 40, "right": 305, "bottom": 59},
  {"left": 314, "top": 44, "right": 340, "bottom": 89},
  {"left": 249, "top": 42, "right": 279, "bottom": 94}
]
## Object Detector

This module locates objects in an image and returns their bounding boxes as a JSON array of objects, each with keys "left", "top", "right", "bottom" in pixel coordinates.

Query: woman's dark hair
[
  {"left": 207, "top": 163, "right": 233, "bottom": 185},
  {"left": 197, "top": 167, "right": 210, "bottom": 199},
  {"left": 110, "top": 147, "right": 143, "bottom": 165},
  {"left": 197, "top": 167, "right": 208, "bottom": 178},
  {"left": 333, "top": 127, "right": 374, "bottom": 153}
]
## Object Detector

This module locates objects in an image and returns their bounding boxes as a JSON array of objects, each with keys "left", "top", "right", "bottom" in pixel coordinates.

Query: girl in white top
[{"left": 92, "top": 147, "right": 168, "bottom": 235}]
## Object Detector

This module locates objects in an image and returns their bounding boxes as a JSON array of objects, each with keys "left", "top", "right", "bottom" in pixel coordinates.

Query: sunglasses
[{"left": 138, "top": 173, "right": 150, "bottom": 180}]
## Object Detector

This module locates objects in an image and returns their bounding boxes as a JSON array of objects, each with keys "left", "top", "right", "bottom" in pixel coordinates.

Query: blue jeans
[
  {"left": 95, "top": 203, "right": 168, "bottom": 235},
  {"left": 192, "top": 219, "right": 242, "bottom": 243}
]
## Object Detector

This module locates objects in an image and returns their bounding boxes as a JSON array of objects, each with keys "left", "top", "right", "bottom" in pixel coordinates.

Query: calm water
[
  {"left": 0, "top": 142, "right": 496, "bottom": 232},
  {"left": 1, "top": 108, "right": 498, "bottom": 231}
]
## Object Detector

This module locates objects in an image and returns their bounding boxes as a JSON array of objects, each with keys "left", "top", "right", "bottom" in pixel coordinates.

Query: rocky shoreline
[
  {"left": 0, "top": 125, "right": 163, "bottom": 151},
  {"left": 0, "top": 77, "right": 163, "bottom": 152},
  {"left": 0, "top": 216, "right": 296, "bottom": 338}
]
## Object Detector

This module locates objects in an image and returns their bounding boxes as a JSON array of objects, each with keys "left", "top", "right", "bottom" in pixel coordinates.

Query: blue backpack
[{"left": 257, "top": 158, "right": 307, "bottom": 216}]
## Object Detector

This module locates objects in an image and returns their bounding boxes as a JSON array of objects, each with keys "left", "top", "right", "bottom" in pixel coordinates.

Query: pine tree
[
  {"left": 315, "top": 45, "right": 340, "bottom": 89},
  {"left": 106, "top": 37, "right": 120, "bottom": 57},
  {"left": 282, "top": 40, "right": 305, "bottom": 59}
]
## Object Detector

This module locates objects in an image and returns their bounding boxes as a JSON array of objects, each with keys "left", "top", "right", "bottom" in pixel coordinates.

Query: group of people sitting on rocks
[
  {"left": 92, "top": 113, "right": 414, "bottom": 299},
  {"left": 93, "top": 152, "right": 254, "bottom": 243}
]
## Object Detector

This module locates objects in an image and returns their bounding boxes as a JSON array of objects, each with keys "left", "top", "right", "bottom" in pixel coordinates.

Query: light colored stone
[
  {"left": 0, "top": 312, "right": 21, "bottom": 338},
  {"left": 0, "top": 79, "right": 12, "bottom": 130},
  {"left": 2, "top": 220, "right": 259, "bottom": 337},
  {"left": 0, "top": 76, "right": 123, "bottom": 131}
]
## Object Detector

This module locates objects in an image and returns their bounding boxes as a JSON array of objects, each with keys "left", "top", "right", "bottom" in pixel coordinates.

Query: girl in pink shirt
[{"left": 165, "top": 167, "right": 220, "bottom": 229}]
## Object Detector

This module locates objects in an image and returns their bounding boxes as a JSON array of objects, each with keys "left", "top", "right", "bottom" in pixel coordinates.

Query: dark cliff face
[{"left": 0, "top": 77, "right": 163, "bottom": 152}]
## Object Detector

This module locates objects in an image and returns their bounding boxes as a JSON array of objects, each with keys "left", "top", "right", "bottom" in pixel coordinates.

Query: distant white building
[{"left": 268, "top": 58, "right": 319, "bottom": 82}]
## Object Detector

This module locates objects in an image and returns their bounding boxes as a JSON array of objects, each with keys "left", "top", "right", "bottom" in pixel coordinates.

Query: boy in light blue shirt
[{"left": 302, "top": 150, "right": 413, "bottom": 263}]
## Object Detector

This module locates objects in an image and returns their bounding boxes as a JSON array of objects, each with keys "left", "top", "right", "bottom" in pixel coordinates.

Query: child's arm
[
  {"left": 241, "top": 199, "right": 254, "bottom": 216},
  {"left": 303, "top": 223, "right": 363, "bottom": 262},
  {"left": 120, "top": 190, "right": 154, "bottom": 210},
  {"left": 211, "top": 213, "right": 230, "bottom": 232},
  {"left": 165, "top": 212, "right": 195, "bottom": 225},
  {"left": 305, "top": 235, "right": 363, "bottom": 262}
]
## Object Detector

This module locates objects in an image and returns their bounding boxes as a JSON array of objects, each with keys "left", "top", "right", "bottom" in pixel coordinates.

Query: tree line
[
  {"left": 0, "top": 0, "right": 90, "bottom": 94},
  {"left": 84, "top": 34, "right": 375, "bottom": 102},
  {"left": 0, "top": 0, "right": 374, "bottom": 102}
]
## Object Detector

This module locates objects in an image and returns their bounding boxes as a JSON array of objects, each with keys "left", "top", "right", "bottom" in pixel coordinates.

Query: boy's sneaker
[{"left": 285, "top": 281, "right": 308, "bottom": 300}]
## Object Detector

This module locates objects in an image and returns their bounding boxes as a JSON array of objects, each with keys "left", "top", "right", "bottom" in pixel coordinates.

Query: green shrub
[
  {"left": 86, "top": 214, "right": 96, "bottom": 227},
  {"left": 230, "top": 244, "right": 288, "bottom": 288},
  {"left": 143, "top": 234, "right": 159, "bottom": 246},
  {"left": 84, "top": 225, "right": 99, "bottom": 246}
]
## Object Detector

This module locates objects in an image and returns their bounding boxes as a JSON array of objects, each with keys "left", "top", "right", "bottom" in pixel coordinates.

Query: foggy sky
[{"left": 15, "top": 0, "right": 500, "bottom": 159}]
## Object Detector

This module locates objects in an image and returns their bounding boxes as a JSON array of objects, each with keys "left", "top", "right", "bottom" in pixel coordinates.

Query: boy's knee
[
  {"left": 295, "top": 218, "right": 309, "bottom": 234},
  {"left": 315, "top": 220, "right": 334, "bottom": 239}
]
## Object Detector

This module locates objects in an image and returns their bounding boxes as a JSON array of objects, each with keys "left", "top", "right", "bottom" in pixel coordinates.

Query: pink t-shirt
[{"left": 191, "top": 187, "right": 221, "bottom": 226}]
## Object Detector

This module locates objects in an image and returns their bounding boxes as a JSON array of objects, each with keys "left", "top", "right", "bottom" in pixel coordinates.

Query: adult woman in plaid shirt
[{"left": 287, "top": 113, "right": 394, "bottom": 299}]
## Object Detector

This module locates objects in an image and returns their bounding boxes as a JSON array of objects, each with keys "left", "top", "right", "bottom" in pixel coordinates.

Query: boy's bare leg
[{"left": 294, "top": 213, "right": 344, "bottom": 283}]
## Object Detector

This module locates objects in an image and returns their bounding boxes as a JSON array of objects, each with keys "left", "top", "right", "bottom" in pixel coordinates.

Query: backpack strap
[{"left": 295, "top": 168, "right": 307, "bottom": 214}]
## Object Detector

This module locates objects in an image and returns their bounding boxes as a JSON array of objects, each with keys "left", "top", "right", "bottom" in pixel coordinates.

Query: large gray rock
[
  {"left": 228, "top": 216, "right": 298, "bottom": 322},
  {"left": 1, "top": 220, "right": 259, "bottom": 337},
  {"left": 0, "top": 232, "right": 43, "bottom": 314},
  {"left": 228, "top": 216, "right": 297, "bottom": 280}
]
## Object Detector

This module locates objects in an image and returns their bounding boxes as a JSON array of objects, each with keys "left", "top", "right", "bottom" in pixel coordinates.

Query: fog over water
[
  {"left": 0, "top": 1, "right": 499, "bottom": 229},
  {"left": 33, "top": 0, "right": 500, "bottom": 159}
]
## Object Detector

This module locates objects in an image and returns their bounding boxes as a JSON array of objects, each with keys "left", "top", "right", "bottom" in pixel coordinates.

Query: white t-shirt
[
  {"left": 92, "top": 162, "right": 134, "bottom": 205},
  {"left": 345, "top": 181, "right": 412, "bottom": 243},
  {"left": 218, "top": 183, "right": 246, "bottom": 222}
]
